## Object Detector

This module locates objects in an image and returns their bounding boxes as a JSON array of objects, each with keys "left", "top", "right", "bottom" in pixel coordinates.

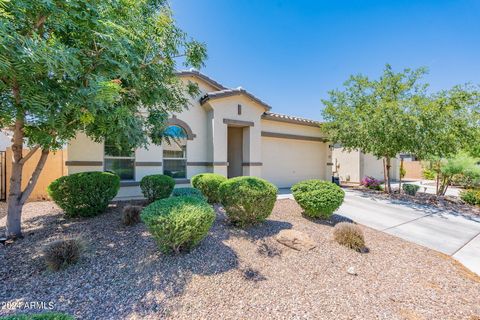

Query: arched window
[{"left": 163, "top": 125, "right": 187, "bottom": 179}]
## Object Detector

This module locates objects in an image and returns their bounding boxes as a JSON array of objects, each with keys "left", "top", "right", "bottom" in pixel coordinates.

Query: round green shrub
[
  {"left": 171, "top": 187, "right": 206, "bottom": 200},
  {"left": 402, "top": 183, "right": 420, "bottom": 196},
  {"left": 48, "top": 171, "right": 120, "bottom": 218},
  {"left": 460, "top": 189, "right": 480, "bottom": 206},
  {"left": 219, "top": 176, "right": 278, "bottom": 227},
  {"left": 140, "top": 174, "right": 175, "bottom": 203},
  {"left": 141, "top": 196, "right": 215, "bottom": 254},
  {"left": 191, "top": 173, "right": 227, "bottom": 204},
  {"left": 291, "top": 179, "right": 345, "bottom": 219}
]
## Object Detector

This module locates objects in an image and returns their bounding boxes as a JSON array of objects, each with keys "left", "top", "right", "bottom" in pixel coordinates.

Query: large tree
[
  {"left": 414, "top": 86, "right": 480, "bottom": 195},
  {"left": 323, "top": 65, "right": 479, "bottom": 194},
  {"left": 0, "top": 0, "right": 206, "bottom": 238},
  {"left": 322, "top": 65, "right": 427, "bottom": 193}
]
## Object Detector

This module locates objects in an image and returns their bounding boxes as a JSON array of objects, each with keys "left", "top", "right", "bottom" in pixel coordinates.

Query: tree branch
[
  {"left": 19, "top": 149, "right": 49, "bottom": 204},
  {"left": 19, "top": 145, "right": 40, "bottom": 165},
  {"left": 12, "top": 80, "right": 21, "bottom": 105},
  {"left": 35, "top": 15, "right": 47, "bottom": 30},
  {"left": 141, "top": 53, "right": 186, "bottom": 68}
]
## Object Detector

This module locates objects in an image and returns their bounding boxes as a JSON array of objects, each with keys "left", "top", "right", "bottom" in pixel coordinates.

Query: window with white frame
[
  {"left": 104, "top": 143, "right": 135, "bottom": 180},
  {"left": 163, "top": 125, "right": 187, "bottom": 179}
]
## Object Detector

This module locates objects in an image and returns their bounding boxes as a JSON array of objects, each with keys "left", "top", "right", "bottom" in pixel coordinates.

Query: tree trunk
[
  {"left": 4, "top": 112, "right": 50, "bottom": 239},
  {"left": 385, "top": 157, "right": 392, "bottom": 194},
  {"left": 6, "top": 161, "right": 23, "bottom": 238},
  {"left": 435, "top": 160, "right": 441, "bottom": 196},
  {"left": 5, "top": 117, "right": 25, "bottom": 239},
  {"left": 399, "top": 158, "right": 404, "bottom": 194},
  {"left": 5, "top": 148, "right": 49, "bottom": 239},
  {"left": 382, "top": 158, "right": 389, "bottom": 193}
]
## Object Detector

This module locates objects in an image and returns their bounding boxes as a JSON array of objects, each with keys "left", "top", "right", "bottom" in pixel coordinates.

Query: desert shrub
[
  {"left": 451, "top": 167, "right": 480, "bottom": 189},
  {"left": 218, "top": 176, "right": 277, "bottom": 227},
  {"left": 360, "top": 176, "right": 382, "bottom": 190},
  {"left": 422, "top": 168, "right": 436, "bottom": 180},
  {"left": 141, "top": 196, "right": 215, "bottom": 254},
  {"left": 191, "top": 173, "right": 227, "bottom": 204},
  {"left": 0, "top": 313, "right": 74, "bottom": 320},
  {"left": 292, "top": 180, "right": 345, "bottom": 219},
  {"left": 43, "top": 238, "right": 84, "bottom": 271},
  {"left": 402, "top": 183, "right": 420, "bottom": 196},
  {"left": 333, "top": 222, "right": 365, "bottom": 251},
  {"left": 122, "top": 205, "right": 142, "bottom": 226},
  {"left": 140, "top": 174, "right": 175, "bottom": 203},
  {"left": 48, "top": 172, "right": 120, "bottom": 218},
  {"left": 171, "top": 187, "right": 206, "bottom": 200},
  {"left": 460, "top": 189, "right": 480, "bottom": 206}
]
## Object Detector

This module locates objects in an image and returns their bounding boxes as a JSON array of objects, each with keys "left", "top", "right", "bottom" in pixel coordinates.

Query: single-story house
[{"left": 66, "top": 70, "right": 334, "bottom": 199}]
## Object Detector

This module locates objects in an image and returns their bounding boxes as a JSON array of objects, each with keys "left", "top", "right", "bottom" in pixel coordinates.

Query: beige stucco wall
[
  {"left": 0, "top": 131, "right": 11, "bottom": 151},
  {"left": 332, "top": 147, "right": 400, "bottom": 183},
  {"left": 202, "top": 94, "right": 265, "bottom": 177},
  {"left": 332, "top": 148, "right": 361, "bottom": 183},
  {"left": 261, "top": 120, "right": 325, "bottom": 138},
  {"left": 362, "top": 153, "right": 399, "bottom": 181}
]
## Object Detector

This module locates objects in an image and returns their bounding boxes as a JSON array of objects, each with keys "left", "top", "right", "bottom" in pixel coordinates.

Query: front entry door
[{"left": 227, "top": 127, "right": 243, "bottom": 178}]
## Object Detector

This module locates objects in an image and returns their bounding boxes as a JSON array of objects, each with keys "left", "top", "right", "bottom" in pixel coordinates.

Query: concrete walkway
[{"left": 278, "top": 188, "right": 480, "bottom": 275}]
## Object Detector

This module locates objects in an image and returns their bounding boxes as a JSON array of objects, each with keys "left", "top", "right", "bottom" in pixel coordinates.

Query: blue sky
[{"left": 171, "top": 0, "right": 480, "bottom": 120}]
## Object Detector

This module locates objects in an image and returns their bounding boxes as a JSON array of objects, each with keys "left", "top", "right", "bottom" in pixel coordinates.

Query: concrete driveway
[{"left": 278, "top": 188, "right": 480, "bottom": 275}]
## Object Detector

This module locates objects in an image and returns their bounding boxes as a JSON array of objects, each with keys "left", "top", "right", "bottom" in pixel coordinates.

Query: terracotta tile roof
[
  {"left": 262, "top": 112, "right": 321, "bottom": 127},
  {"left": 200, "top": 88, "right": 272, "bottom": 111},
  {"left": 176, "top": 69, "right": 227, "bottom": 90}
]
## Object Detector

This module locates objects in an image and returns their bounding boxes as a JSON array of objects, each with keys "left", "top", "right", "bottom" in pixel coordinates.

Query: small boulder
[
  {"left": 275, "top": 229, "right": 316, "bottom": 251},
  {"left": 347, "top": 266, "right": 357, "bottom": 276}
]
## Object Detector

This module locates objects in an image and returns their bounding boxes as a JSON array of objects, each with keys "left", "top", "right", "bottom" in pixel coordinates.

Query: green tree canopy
[
  {"left": 0, "top": 0, "right": 207, "bottom": 238},
  {"left": 322, "top": 65, "right": 428, "bottom": 192},
  {"left": 323, "top": 65, "right": 480, "bottom": 194}
]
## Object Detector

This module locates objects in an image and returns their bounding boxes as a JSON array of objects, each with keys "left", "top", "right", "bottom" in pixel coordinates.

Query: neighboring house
[
  {"left": 66, "top": 70, "right": 333, "bottom": 199},
  {"left": 332, "top": 147, "right": 400, "bottom": 183}
]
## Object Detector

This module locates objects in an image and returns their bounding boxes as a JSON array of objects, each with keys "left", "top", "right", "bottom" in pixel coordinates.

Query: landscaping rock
[
  {"left": 275, "top": 229, "right": 316, "bottom": 251},
  {"left": 347, "top": 266, "right": 357, "bottom": 276}
]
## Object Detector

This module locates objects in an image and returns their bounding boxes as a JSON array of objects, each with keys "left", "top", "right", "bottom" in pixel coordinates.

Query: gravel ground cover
[
  {"left": 348, "top": 186, "right": 480, "bottom": 216},
  {"left": 0, "top": 202, "right": 6, "bottom": 220},
  {"left": 1, "top": 199, "right": 479, "bottom": 320}
]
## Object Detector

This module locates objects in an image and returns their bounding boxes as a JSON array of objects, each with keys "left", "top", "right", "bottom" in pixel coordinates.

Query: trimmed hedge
[
  {"left": 140, "top": 174, "right": 175, "bottom": 203},
  {"left": 191, "top": 173, "right": 227, "bottom": 204},
  {"left": 0, "top": 313, "right": 74, "bottom": 320},
  {"left": 292, "top": 179, "right": 345, "bottom": 219},
  {"left": 219, "top": 176, "right": 278, "bottom": 227},
  {"left": 141, "top": 196, "right": 215, "bottom": 254},
  {"left": 171, "top": 187, "right": 206, "bottom": 200},
  {"left": 460, "top": 189, "right": 480, "bottom": 206},
  {"left": 48, "top": 172, "right": 120, "bottom": 218},
  {"left": 402, "top": 183, "right": 420, "bottom": 196}
]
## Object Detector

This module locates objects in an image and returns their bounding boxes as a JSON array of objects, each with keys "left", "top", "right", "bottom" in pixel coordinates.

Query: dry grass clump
[
  {"left": 43, "top": 238, "right": 84, "bottom": 271},
  {"left": 122, "top": 205, "right": 142, "bottom": 226},
  {"left": 333, "top": 222, "right": 365, "bottom": 252}
]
